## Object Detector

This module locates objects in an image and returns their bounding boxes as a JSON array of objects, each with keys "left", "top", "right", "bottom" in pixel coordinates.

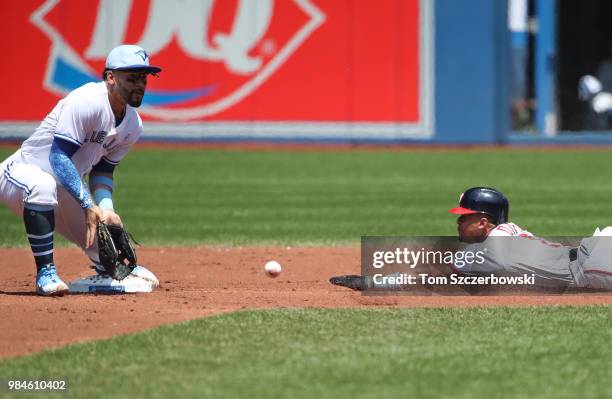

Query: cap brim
[
  {"left": 112, "top": 65, "right": 162, "bottom": 74},
  {"left": 448, "top": 206, "right": 481, "bottom": 215}
]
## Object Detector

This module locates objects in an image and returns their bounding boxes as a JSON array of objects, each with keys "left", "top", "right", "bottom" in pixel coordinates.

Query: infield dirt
[{"left": 2, "top": 246, "right": 612, "bottom": 359}]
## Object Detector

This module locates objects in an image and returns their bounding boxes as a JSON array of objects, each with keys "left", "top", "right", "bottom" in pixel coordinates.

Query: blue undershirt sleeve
[
  {"left": 52, "top": 135, "right": 80, "bottom": 157},
  {"left": 49, "top": 137, "right": 94, "bottom": 209}
]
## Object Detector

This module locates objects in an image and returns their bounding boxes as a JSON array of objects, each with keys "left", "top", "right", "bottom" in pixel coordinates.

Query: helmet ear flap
[{"left": 501, "top": 204, "right": 509, "bottom": 224}]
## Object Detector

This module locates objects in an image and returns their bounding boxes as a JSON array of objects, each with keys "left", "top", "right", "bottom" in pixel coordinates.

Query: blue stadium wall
[{"left": 434, "top": 0, "right": 510, "bottom": 144}]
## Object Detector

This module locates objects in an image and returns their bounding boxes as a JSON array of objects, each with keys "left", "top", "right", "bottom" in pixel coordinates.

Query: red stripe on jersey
[
  {"left": 496, "top": 225, "right": 513, "bottom": 234},
  {"left": 584, "top": 269, "right": 612, "bottom": 276}
]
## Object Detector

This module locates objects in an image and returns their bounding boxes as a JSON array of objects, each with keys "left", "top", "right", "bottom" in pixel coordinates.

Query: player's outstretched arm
[
  {"left": 49, "top": 138, "right": 103, "bottom": 247},
  {"left": 49, "top": 138, "right": 94, "bottom": 209}
]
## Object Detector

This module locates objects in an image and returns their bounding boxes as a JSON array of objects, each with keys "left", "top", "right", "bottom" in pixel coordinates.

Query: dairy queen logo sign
[{"left": 30, "top": 0, "right": 325, "bottom": 120}]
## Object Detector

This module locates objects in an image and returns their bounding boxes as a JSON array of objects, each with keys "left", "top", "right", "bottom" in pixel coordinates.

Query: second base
[{"left": 69, "top": 274, "right": 156, "bottom": 294}]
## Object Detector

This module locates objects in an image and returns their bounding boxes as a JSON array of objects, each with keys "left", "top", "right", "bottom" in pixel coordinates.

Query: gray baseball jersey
[{"left": 459, "top": 224, "right": 576, "bottom": 287}]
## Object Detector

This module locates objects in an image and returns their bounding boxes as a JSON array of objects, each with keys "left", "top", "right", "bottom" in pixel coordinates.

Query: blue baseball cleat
[{"left": 36, "top": 264, "right": 69, "bottom": 296}]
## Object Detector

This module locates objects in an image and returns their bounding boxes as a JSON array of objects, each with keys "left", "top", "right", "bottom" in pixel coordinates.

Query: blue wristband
[
  {"left": 89, "top": 175, "right": 114, "bottom": 189},
  {"left": 93, "top": 188, "right": 114, "bottom": 211}
]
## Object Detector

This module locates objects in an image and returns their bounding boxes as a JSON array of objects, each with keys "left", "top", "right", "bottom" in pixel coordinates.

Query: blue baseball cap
[{"left": 105, "top": 45, "right": 162, "bottom": 74}]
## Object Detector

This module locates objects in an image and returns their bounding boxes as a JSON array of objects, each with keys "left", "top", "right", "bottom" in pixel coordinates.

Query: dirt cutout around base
[{"left": 1, "top": 246, "right": 612, "bottom": 359}]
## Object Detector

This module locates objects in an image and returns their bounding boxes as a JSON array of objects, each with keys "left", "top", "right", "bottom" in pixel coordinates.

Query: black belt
[{"left": 569, "top": 247, "right": 577, "bottom": 262}]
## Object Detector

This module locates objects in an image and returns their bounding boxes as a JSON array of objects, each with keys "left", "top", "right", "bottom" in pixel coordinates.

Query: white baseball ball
[{"left": 264, "top": 260, "right": 282, "bottom": 278}]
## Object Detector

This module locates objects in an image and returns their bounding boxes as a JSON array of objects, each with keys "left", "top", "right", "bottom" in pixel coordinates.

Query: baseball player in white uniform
[{"left": 0, "top": 44, "right": 160, "bottom": 295}]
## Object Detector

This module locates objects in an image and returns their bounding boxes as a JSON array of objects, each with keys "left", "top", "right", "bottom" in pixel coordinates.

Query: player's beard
[
  {"left": 126, "top": 91, "right": 144, "bottom": 107},
  {"left": 116, "top": 83, "right": 144, "bottom": 108}
]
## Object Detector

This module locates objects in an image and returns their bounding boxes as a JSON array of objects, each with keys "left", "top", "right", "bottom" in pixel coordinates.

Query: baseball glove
[{"left": 97, "top": 222, "right": 138, "bottom": 281}]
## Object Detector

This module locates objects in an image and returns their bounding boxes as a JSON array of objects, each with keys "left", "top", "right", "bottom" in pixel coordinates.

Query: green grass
[
  {"left": 1, "top": 307, "right": 611, "bottom": 399},
  {"left": 1, "top": 146, "right": 611, "bottom": 246}
]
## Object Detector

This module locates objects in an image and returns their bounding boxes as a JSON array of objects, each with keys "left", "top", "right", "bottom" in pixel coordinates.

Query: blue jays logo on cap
[{"left": 134, "top": 49, "right": 148, "bottom": 62}]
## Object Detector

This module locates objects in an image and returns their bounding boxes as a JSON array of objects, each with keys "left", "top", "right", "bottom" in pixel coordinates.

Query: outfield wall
[{"left": 1, "top": 0, "right": 509, "bottom": 143}]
